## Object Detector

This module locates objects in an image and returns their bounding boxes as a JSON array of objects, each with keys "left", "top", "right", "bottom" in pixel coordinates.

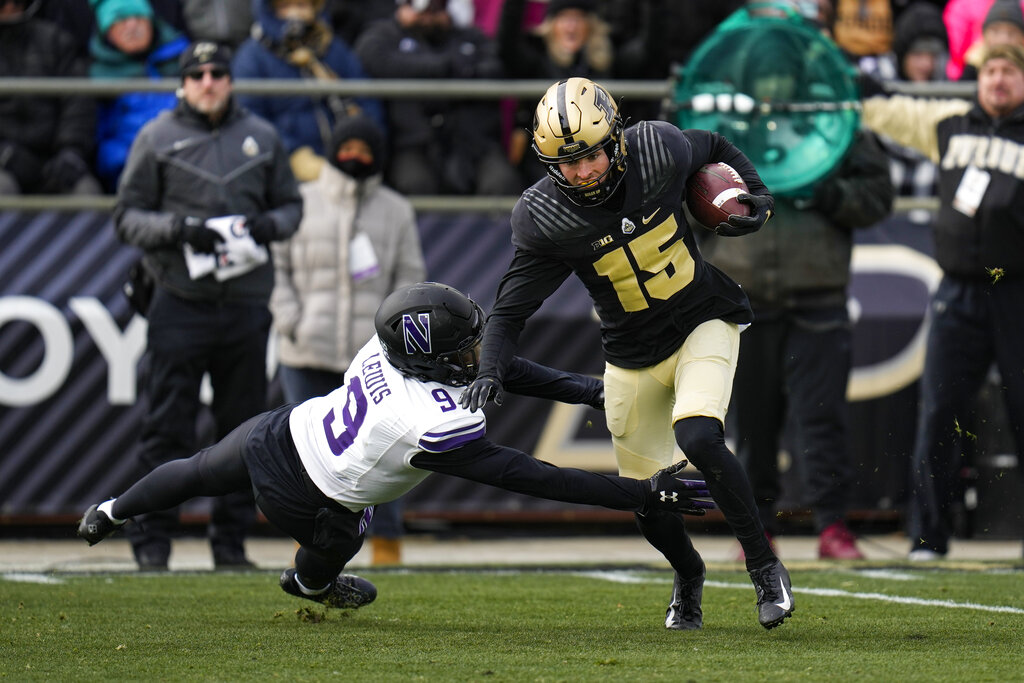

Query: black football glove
[
  {"left": 246, "top": 214, "right": 275, "bottom": 244},
  {"left": 177, "top": 215, "right": 224, "bottom": 254},
  {"left": 459, "top": 376, "right": 504, "bottom": 412},
  {"left": 640, "top": 460, "right": 715, "bottom": 516},
  {"left": 716, "top": 193, "right": 772, "bottom": 236},
  {"left": 588, "top": 387, "right": 605, "bottom": 411}
]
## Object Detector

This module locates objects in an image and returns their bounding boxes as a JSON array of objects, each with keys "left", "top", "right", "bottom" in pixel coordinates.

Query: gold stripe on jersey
[{"left": 523, "top": 187, "right": 589, "bottom": 240}]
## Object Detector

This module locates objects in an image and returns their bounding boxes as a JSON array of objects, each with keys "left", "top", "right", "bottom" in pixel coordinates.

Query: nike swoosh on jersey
[
  {"left": 642, "top": 208, "right": 660, "bottom": 224},
  {"left": 775, "top": 578, "right": 793, "bottom": 611}
]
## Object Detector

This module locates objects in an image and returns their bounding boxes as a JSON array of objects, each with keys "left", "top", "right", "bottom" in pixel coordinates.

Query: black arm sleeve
[
  {"left": 503, "top": 356, "right": 602, "bottom": 406},
  {"left": 411, "top": 439, "right": 645, "bottom": 511}
]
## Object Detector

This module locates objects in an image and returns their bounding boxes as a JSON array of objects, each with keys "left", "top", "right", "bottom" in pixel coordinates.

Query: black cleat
[
  {"left": 280, "top": 568, "right": 377, "bottom": 609},
  {"left": 77, "top": 502, "right": 124, "bottom": 546},
  {"left": 665, "top": 564, "right": 705, "bottom": 630},
  {"left": 749, "top": 559, "right": 795, "bottom": 629}
]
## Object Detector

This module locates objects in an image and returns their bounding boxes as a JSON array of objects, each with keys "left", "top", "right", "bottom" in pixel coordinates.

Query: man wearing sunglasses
[{"left": 113, "top": 40, "right": 303, "bottom": 572}]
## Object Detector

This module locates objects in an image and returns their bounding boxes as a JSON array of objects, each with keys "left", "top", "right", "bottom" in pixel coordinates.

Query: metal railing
[
  {"left": 0, "top": 193, "right": 944, "bottom": 213},
  {"left": 0, "top": 76, "right": 978, "bottom": 99},
  {"left": 0, "top": 76, "right": 969, "bottom": 212}
]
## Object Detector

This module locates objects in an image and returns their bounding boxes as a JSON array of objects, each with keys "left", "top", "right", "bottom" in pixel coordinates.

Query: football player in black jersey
[{"left": 461, "top": 77, "right": 793, "bottom": 630}]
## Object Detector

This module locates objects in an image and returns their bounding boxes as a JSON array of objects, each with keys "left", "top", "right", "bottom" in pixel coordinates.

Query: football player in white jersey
[{"left": 78, "top": 282, "right": 714, "bottom": 613}]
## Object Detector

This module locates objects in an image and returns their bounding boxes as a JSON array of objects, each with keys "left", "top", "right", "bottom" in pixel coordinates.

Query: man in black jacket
[
  {"left": 863, "top": 43, "right": 1024, "bottom": 560},
  {"left": 113, "top": 41, "right": 302, "bottom": 570},
  {"left": 0, "top": 0, "right": 101, "bottom": 196}
]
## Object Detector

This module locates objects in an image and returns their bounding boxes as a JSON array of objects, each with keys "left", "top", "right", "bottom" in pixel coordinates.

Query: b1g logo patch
[{"left": 402, "top": 313, "right": 432, "bottom": 354}]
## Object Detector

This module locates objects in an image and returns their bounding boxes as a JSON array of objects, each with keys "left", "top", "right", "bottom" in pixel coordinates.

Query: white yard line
[
  {"left": 573, "top": 570, "right": 1024, "bottom": 615},
  {"left": 770, "top": 584, "right": 1024, "bottom": 615},
  {"left": 1, "top": 573, "right": 64, "bottom": 584}
]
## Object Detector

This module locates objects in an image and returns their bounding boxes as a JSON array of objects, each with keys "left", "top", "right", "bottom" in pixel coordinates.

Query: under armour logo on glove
[{"left": 642, "top": 460, "right": 716, "bottom": 516}]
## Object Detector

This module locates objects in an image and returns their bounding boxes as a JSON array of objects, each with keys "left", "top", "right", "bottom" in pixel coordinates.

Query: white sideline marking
[
  {"left": 781, "top": 585, "right": 1024, "bottom": 615},
  {"left": 850, "top": 569, "right": 919, "bottom": 581},
  {"left": 572, "top": 570, "right": 656, "bottom": 584},
  {"left": 573, "top": 571, "right": 1024, "bottom": 615},
  {"left": 1, "top": 573, "right": 64, "bottom": 584}
]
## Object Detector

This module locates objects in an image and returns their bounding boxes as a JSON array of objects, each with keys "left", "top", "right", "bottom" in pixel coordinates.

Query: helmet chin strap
[{"left": 548, "top": 157, "right": 626, "bottom": 207}]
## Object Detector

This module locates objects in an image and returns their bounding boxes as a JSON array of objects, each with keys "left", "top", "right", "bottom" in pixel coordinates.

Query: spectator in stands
[
  {"left": 498, "top": 0, "right": 615, "bottom": 82},
  {"left": 271, "top": 114, "right": 426, "bottom": 565},
  {"left": 232, "top": 0, "right": 384, "bottom": 183},
  {"left": 496, "top": 0, "right": 665, "bottom": 185},
  {"left": 701, "top": 16, "right": 894, "bottom": 560},
  {"left": 832, "top": 0, "right": 894, "bottom": 72},
  {"left": 600, "top": 0, "right": 743, "bottom": 77},
  {"left": 892, "top": 2, "right": 949, "bottom": 82},
  {"left": 0, "top": 0, "right": 102, "bottom": 196},
  {"left": 181, "top": 0, "right": 253, "bottom": 50},
  {"left": 113, "top": 41, "right": 302, "bottom": 570},
  {"left": 861, "top": 43, "right": 1024, "bottom": 561},
  {"left": 324, "top": 0, "right": 398, "bottom": 45},
  {"left": 354, "top": 0, "right": 521, "bottom": 196},
  {"left": 880, "top": 2, "right": 948, "bottom": 225},
  {"left": 88, "top": 0, "right": 190, "bottom": 191},
  {"left": 36, "top": 0, "right": 95, "bottom": 59},
  {"left": 959, "top": 0, "right": 1024, "bottom": 80},
  {"left": 41, "top": 0, "right": 186, "bottom": 60}
]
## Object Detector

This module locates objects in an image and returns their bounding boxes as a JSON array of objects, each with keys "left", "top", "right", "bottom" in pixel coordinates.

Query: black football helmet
[
  {"left": 532, "top": 77, "right": 627, "bottom": 207},
  {"left": 374, "top": 282, "right": 484, "bottom": 386}
]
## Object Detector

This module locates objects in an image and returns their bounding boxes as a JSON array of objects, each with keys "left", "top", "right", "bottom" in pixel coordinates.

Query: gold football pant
[{"left": 604, "top": 319, "right": 741, "bottom": 478}]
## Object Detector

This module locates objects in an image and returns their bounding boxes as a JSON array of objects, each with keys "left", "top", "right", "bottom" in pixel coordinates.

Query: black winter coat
[{"left": 0, "top": 18, "right": 96, "bottom": 184}]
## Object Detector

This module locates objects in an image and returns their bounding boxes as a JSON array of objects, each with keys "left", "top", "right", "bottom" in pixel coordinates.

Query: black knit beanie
[
  {"left": 984, "top": 0, "right": 1024, "bottom": 33},
  {"left": 328, "top": 115, "right": 385, "bottom": 176}
]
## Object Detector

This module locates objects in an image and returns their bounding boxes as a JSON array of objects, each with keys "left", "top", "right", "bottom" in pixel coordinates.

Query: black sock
[{"left": 634, "top": 510, "right": 704, "bottom": 579}]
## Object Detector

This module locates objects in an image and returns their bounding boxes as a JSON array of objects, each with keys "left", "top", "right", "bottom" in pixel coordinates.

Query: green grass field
[{"left": 2, "top": 564, "right": 1022, "bottom": 682}]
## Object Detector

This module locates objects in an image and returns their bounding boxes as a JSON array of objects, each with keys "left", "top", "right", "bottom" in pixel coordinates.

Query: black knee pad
[{"left": 673, "top": 416, "right": 725, "bottom": 469}]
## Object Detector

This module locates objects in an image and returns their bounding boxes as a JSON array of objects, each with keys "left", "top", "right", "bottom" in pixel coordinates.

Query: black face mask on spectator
[
  {"left": 332, "top": 158, "right": 376, "bottom": 179},
  {"left": 328, "top": 115, "right": 385, "bottom": 180}
]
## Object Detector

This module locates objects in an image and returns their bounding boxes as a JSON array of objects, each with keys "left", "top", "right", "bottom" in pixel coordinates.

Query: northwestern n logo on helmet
[{"left": 402, "top": 313, "right": 432, "bottom": 354}]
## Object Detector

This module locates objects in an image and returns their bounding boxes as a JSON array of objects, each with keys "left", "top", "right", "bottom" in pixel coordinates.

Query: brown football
[{"left": 685, "top": 162, "right": 751, "bottom": 230}]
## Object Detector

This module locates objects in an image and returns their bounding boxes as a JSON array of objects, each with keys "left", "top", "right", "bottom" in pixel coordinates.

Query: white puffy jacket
[{"left": 271, "top": 164, "right": 426, "bottom": 372}]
